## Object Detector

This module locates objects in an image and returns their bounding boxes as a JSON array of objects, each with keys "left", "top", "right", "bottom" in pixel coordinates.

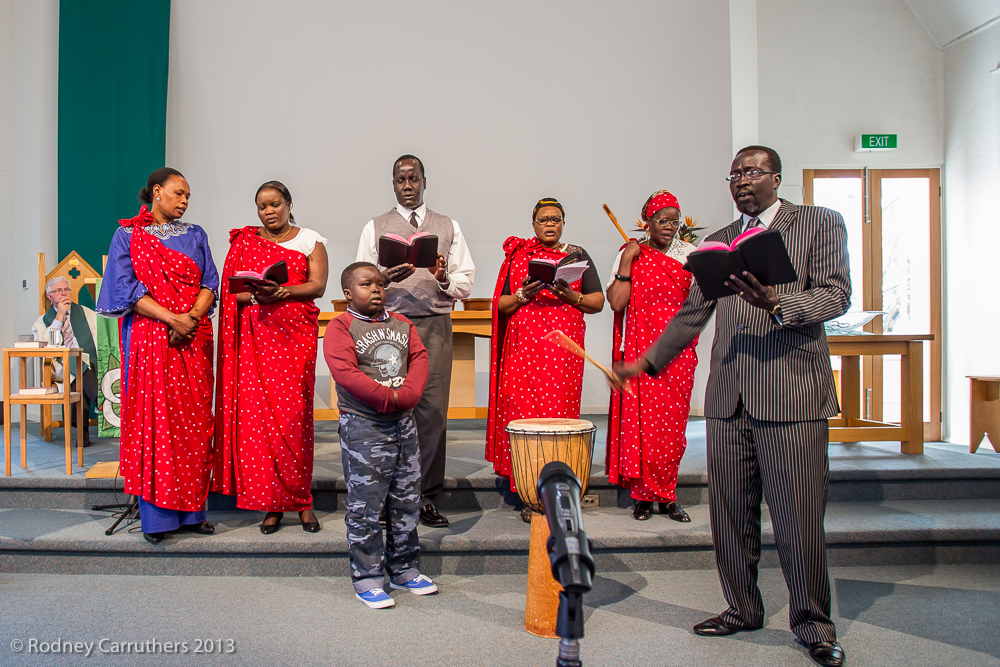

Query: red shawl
[
  {"left": 606, "top": 245, "right": 698, "bottom": 501},
  {"left": 212, "top": 227, "right": 320, "bottom": 511},
  {"left": 120, "top": 209, "right": 215, "bottom": 511},
  {"left": 486, "top": 237, "right": 586, "bottom": 485}
]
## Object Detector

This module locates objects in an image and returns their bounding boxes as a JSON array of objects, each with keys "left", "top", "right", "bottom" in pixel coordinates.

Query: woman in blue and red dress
[
  {"left": 213, "top": 181, "right": 328, "bottom": 535},
  {"left": 96, "top": 168, "right": 219, "bottom": 544},
  {"left": 486, "top": 197, "right": 605, "bottom": 522},
  {"left": 606, "top": 190, "right": 698, "bottom": 522}
]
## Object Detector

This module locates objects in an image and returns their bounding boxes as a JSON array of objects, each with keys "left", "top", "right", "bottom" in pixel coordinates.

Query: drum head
[{"left": 506, "top": 418, "right": 595, "bottom": 433}]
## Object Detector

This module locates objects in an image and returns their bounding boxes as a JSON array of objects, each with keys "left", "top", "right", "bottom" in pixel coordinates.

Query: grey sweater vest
[{"left": 373, "top": 208, "right": 455, "bottom": 317}]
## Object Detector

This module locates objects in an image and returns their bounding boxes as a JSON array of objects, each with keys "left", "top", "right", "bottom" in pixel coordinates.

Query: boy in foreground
[{"left": 324, "top": 261, "right": 434, "bottom": 608}]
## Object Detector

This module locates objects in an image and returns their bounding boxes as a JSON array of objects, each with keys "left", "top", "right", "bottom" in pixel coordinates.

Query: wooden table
[
  {"left": 828, "top": 334, "right": 932, "bottom": 454},
  {"left": 317, "top": 299, "right": 493, "bottom": 421},
  {"left": 3, "top": 347, "right": 84, "bottom": 475},
  {"left": 968, "top": 376, "right": 1000, "bottom": 454}
]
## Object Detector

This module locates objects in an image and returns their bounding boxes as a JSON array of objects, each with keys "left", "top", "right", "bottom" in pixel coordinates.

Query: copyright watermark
[{"left": 9, "top": 638, "right": 236, "bottom": 657}]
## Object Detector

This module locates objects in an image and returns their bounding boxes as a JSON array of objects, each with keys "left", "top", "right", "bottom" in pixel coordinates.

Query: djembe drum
[{"left": 506, "top": 418, "right": 596, "bottom": 638}]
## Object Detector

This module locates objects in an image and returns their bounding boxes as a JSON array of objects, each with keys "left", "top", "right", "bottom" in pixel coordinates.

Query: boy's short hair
[{"left": 341, "top": 261, "right": 378, "bottom": 290}]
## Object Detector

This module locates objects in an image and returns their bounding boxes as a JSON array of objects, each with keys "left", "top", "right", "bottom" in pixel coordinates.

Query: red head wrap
[{"left": 643, "top": 191, "right": 681, "bottom": 221}]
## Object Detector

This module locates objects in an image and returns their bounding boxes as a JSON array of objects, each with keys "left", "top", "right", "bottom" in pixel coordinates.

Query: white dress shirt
[{"left": 741, "top": 198, "right": 782, "bottom": 232}]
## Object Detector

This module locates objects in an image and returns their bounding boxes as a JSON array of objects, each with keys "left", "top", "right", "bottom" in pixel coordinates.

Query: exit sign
[{"left": 855, "top": 134, "right": 898, "bottom": 152}]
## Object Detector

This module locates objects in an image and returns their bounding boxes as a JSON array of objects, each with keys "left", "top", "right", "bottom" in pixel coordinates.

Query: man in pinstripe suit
[{"left": 614, "top": 146, "right": 849, "bottom": 667}]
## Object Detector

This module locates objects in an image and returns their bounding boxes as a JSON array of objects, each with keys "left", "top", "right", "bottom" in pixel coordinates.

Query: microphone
[
  {"left": 537, "top": 461, "right": 595, "bottom": 592},
  {"left": 537, "top": 462, "right": 595, "bottom": 667}
]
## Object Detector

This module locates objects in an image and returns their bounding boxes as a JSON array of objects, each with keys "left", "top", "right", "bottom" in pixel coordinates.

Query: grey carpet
[{"left": 0, "top": 564, "right": 998, "bottom": 666}]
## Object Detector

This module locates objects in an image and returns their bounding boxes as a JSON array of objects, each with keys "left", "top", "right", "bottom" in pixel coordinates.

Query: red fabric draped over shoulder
[
  {"left": 486, "top": 237, "right": 586, "bottom": 489},
  {"left": 212, "top": 227, "right": 320, "bottom": 511},
  {"left": 120, "top": 210, "right": 215, "bottom": 511},
  {"left": 606, "top": 245, "right": 698, "bottom": 502}
]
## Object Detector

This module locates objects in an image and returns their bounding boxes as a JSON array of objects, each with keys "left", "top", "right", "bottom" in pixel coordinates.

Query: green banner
[
  {"left": 94, "top": 279, "right": 122, "bottom": 438},
  {"left": 58, "top": 0, "right": 171, "bottom": 271}
]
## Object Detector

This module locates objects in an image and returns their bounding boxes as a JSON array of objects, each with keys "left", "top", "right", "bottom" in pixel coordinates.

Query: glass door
[{"left": 804, "top": 168, "right": 942, "bottom": 441}]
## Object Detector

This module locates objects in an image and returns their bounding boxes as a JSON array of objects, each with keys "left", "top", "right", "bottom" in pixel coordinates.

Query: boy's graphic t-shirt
[{"left": 323, "top": 309, "right": 429, "bottom": 422}]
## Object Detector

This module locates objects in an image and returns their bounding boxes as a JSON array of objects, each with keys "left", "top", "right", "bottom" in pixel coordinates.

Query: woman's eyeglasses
[
  {"left": 533, "top": 216, "right": 563, "bottom": 226},
  {"left": 649, "top": 219, "right": 682, "bottom": 229}
]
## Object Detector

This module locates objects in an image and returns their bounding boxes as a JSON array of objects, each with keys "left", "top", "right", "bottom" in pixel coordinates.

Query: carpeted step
[{"left": 1, "top": 498, "right": 998, "bottom": 577}]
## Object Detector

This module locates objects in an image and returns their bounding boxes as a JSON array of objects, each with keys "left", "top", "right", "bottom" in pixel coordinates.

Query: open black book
[
  {"left": 527, "top": 251, "right": 586, "bottom": 284},
  {"left": 378, "top": 233, "right": 438, "bottom": 268},
  {"left": 684, "top": 228, "right": 797, "bottom": 300},
  {"left": 228, "top": 260, "right": 289, "bottom": 294}
]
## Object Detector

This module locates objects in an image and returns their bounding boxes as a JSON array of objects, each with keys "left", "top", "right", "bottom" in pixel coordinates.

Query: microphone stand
[
  {"left": 537, "top": 462, "right": 595, "bottom": 667},
  {"left": 555, "top": 590, "right": 585, "bottom": 667}
]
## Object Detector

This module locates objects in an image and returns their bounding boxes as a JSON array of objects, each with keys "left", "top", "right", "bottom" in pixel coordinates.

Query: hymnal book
[
  {"left": 14, "top": 341, "right": 48, "bottom": 348},
  {"left": 17, "top": 386, "right": 59, "bottom": 396},
  {"left": 685, "top": 228, "right": 797, "bottom": 300},
  {"left": 377, "top": 233, "right": 438, "bottom": 268},
  {"left": 528, "top": 258, "right": 589, "bottom": 285},
  {"left": 228, "top": 260, "right": 289, "bottom": 294}
]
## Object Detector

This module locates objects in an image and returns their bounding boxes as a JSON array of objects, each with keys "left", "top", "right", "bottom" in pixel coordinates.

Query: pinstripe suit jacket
[{"left": 645, "top": 199, "right": 851, "bottom": 422}]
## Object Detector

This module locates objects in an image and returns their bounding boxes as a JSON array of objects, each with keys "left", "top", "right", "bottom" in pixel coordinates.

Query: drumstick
[
  {"left": 603, "top": 204, "right": 631, "bottom": 242},
  {"left": 543, "top": 330, "right": 634, "bottom": 395}
]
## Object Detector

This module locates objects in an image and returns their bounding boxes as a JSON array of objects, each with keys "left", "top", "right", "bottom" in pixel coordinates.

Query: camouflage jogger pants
[{"left": 339, "top": 412, "right": 422, "bottom": 594}]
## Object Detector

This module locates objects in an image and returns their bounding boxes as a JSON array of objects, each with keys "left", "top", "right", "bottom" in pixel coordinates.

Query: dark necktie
[
  {"left": 746, "top": 216, "right": 760, "bottom": 231},
  {"left": 409, "top": 211, "right": 418, "bottom": 229}
]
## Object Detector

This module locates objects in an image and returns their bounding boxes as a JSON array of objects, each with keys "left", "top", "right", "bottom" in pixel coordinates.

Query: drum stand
[{"left": 525, "top": 512, "right": 563, "bottom": 637}]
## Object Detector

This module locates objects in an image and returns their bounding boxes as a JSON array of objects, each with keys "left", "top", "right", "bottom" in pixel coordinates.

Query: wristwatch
[
  {"left": 249, "top": 293, "right": 259, "bottom": 306},
  {"left": 614, "top": 273, "right": 632, "bottom": 282}
]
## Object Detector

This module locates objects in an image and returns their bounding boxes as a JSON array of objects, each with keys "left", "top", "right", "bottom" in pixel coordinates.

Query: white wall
[
  {"left": 941, "top": 23, "right": 1000, "bottom": 444},
  {"left": 0, "top": 0, "right": 13, "bottom": 370},
  {"left": 757, "top": 0, "right": 944, "bottom": 202},
  {"left": 166, "top": 0, "right": 736, "bottom": 412},
  {"left": 0, "top": 0, "right": 59, "bottom": 395}
]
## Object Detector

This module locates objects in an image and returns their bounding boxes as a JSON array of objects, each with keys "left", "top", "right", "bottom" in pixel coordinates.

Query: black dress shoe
[
  {"left": 143, "top": 532, "right": 165, "bottom": 545},
  {"left": 659, "top": 501, "right": 691, "bottom": 523},
  {"left": 632, "top": 501, "right": 653, "bottom": 521},
  {"left": 260, "top": 512, "right": 283, "bottom": 535},
  {"left": 807, "top": 641, "right": 845, "bottom": 667},
  {"left": 299, "top": 509, "right": 321, "bottom": 533},
  {"left": 693, "top": 615, "right": 762, "bottom": 637},
  {"left": 181, "top": 521, "right": 214, "bottom": 535},
  {"left": 420, "top": 503, "right": 449, "bottom": 528}
]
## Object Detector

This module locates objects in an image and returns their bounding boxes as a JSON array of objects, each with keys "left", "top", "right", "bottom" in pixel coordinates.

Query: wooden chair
[{"left": 37, "top": 251, "right": 103, "bottom": 441}]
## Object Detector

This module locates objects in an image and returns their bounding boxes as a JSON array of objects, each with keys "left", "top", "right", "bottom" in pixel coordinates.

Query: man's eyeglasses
[
  {"left": 47, "top": 287, "right": 71, "bottom": 295},
  {"left": 649, "top": 218, "right": 682, "bottom": 229},
  {"left": 533, "top": 216, "right": 563, "bottom": 226},
  {"left": 725, "top": 169, "right": 779, "bottom": 183}
]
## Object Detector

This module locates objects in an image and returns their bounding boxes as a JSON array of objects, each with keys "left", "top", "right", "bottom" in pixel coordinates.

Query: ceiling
[{"left": 903, "top": 0, "right": 1000, "bottom": 48}]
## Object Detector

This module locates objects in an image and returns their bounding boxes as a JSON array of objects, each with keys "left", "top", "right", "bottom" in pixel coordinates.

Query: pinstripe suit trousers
[{"left": 706, "top": 404, "right": 836, "bottom": 644}]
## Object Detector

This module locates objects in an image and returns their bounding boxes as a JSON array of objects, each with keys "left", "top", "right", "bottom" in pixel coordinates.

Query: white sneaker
[
  {"left": 355, "top": 587, "right": 395, "bottom": 608},
  {"left": 389, "top": 574, "right": 438, "bottom": 595}
]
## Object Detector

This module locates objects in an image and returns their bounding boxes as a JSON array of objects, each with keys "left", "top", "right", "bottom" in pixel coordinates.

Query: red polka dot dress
[
  {"left": 607, "top": 242, "right": 699, "bottom": 503},
  {"left": 486, "top": 236, "right": 593, "bottom": 489},
  {"left": 212, "top": 227, "right": 320, "bottom": 512}
]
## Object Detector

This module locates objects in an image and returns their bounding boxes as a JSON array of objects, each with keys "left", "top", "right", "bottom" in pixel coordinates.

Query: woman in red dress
[
  {"left": 606, "top": 190, "right": 698, "bottom": 522},
  {"left": 213, "top": 181, "right": 329, "bottom": 534},
  {"left": 96, "top": 168, "right": 219, "bottom": 544},
  {"left": 486, "top": 198, "right": 605, "bottom": 522}
]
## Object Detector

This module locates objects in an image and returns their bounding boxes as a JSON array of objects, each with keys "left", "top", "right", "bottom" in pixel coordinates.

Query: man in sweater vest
[{"left": 356, "top": 155, "right": 477, "bottom": 527}]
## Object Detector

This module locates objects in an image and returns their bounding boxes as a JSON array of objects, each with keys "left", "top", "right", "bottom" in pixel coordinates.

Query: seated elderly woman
[
  {"left": 32, "top": 276, "right": 99, "bottom": 446},
  {"left": 486, "top": 197, "right": 605, "bottom": 522}
]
